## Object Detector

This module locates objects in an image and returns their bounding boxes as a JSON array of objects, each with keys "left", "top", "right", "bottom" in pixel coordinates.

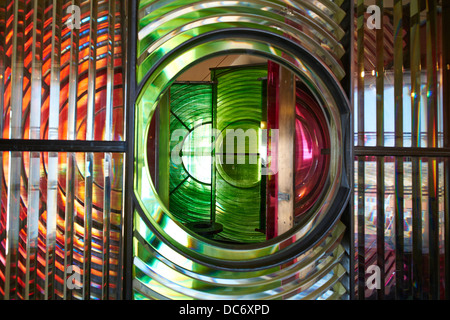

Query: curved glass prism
[{"left": 133, "top": 0, "right": 351, "bottom": 300}]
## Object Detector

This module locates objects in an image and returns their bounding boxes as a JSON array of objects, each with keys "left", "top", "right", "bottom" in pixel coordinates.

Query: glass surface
[
  {"left": 212, "top": 64, "right": 266, "bottom": 243},
  {"left": 168, "top": 83, "right": 213, "bottom": 224},
  {"left": 1, "top": 0, "right": 125, "bottom": 141},
  {"left": 354, "top": 72, "right": 439, "bottom": 148},
  {"left": 145, "top": 58, "right": 335, "bottom": 244},
  {"left": 354, "top": 0, "right": 446, "bottom": 300},
  {"left": 135, "top": 50, "right": 349, "bottom": 301},
  {"left": 0, "top": 151, "right": 124, "bottom": 300},
  {"left": 0, "top": 0, "right": 126, "bottom": 301},
  {"left": 294, "top": 87, "right": 330, "bottom": 216},
  {"left": 354, "top": 156, "right": 446, "bottom": 299},
  {"left": 182, "top": 124, "right": 213, "bottom": 185},
  {"left": 133, "top": 0, "right": 351, "bottom": 301}
]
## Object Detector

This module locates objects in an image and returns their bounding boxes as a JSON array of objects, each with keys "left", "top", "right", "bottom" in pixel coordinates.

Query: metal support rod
[
  {"left": 277, "top": 66, "right": 295, "bottom": 236},
  {"left": 158, "top": 91, "right": 171, "bottom": 208},
  {"left": 123, "top": 0, "right": 137, "bottom": 301}
]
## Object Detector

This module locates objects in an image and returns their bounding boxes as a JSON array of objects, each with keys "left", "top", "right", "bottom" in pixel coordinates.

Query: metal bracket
[{"left": 278, "top": 192, "right": 291, "bottom": 201}]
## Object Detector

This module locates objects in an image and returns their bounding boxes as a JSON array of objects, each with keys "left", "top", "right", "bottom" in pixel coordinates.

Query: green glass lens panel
[
  {"left": 169, "top": 83, "right": 213, "bottom": 224},
  {"left": 134, "top": 0, "right": 352, "bottom": 301},
  {"left": 166, "top": 66, "right": 266, "bottom": 243},
  {"left": 182, "top": 124, "right": 213, "bottom": 185},
  {"left": 212, "top": 65, "right": 267, "bottom": 243}
]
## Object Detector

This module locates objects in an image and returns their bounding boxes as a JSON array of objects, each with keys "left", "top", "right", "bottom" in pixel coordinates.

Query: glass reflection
[{"left": 146, "top": 55, "right": 332, "bottom": 244}]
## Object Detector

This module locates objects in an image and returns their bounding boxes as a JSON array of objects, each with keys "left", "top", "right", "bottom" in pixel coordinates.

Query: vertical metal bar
[
  {"left": 394, "top": 151, "right": 405, "bottom": 300},
  {"left": 410, "top": 0, "right": 423, "bottom": 300},
  {"left": 102, "top": 153, "right": 112, "bottom": 300},
  {"left": 410, "top": 0, "right": 421, "bottom": 150},
  {"left": 112, "top": 0, "right": 125, "bottom": 297},
  {"left": 0, "top": 0, "right": 5, "bottom": 136},
  {"left": 425, "top": 0, "right": 439, "bottom": 300},
  {"left": 123, "top": 0, "right": 135, "bottom": 300},
  {"left": 83, "top": 0, "right": 98, "bottom": 300},
  {"left": 259, "top": 79, "right": 268, "bottom": 233},
  {"left": 375, "top": 0, "right": 385, "bottom": 300},
  {"left": 46, "top": 0, "right": 62, "bottom": 301},
  {"left": 115, "top": 155, "right": 124, "bottom": 300},
  {"left": 63, "top": 0, "right": 80, "bottom": 301},
  {"left": 28, "top": 0, "right": 43, "bottom": 141},
  {"left": 338, "top": 0, "right": 355, "bottom": 298},
  {"left": 277, "top": 66, "right": 295, "bottom": 237},
  {"left": 104, "top": 1, "right": 115, "bottom": 143},
  {"left": 265, "top": 60, "right": 279, "bottom": 240},
  {"left": 46, "top": 151, "right": 59, "bottom": 299},
  {"left": 153, "top": 107, "right": 160, "bottom": 191},
  {"left": 375, "top": 95, "right": 385, "bottom": 296},
  {"left": 6, "top": 148, "right": 22, "bottom": 300},
  {"left": 67, "top": 0, "right": 79, "bottom": 139},
  {"left": 5, "top": 0, "right": 25, "bottom": 300},
  {"left": 48, "top": 0, "right": 61, "bottom": 142},
  {"left": 0, "top": 0, "right": 6, "bottom": 300},
  {"left": 85, "top": 0, "right": 97, "bottom": 142},
  {"left": 9, "top": 0, "right": 25, "bottom": 141},
  {"left": 393, "top": 0, "right": 405, "bottom": 300},
  {"left": 102, "top": 0, "right": 116, "bottom": 300},
  {"left": 401, "top": 2, "right": 414, "bottom": 299},
  {"left": 83, "top": 151, "right": 93, "bottom": 300},
  {"left": 25, "top": 0, "right": 44, "bottom": 299},
  {"left": 158, "top": 91, "right": 170, "bottom": 208},
  {"left": 211, "top": 81, "right": 217, "bottom": 224},
  {"left": 445, "top": 157, "right": 450, "bottom": 300},
  {"left": 357, "top": 158, "right": 365, "bottom": 299},
  {"left": 443, "top": 0, "right": 450, "bottom": 302},
  {"left": 116, "top": 1, "right": 126, "bottom": 300},
  {"left": 356, "top": 0, "right": 365, "bottom": 300},
  {"left": 63, "top": 148, "right": 75, "bottom": 299}
]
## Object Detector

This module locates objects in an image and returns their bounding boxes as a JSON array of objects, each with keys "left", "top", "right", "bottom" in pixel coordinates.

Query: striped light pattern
[
  {"left": 354, "top": 0, "right": 449, "bottom": 300},
  {"left": 133, "top": 0, "right": 352, "bottom": 300},
  {"left": 0, "top": 0, "right": 126, "bottom": 300}
]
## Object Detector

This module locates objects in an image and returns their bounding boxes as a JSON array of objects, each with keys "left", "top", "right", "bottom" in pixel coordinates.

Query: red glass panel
[{"left": 294, "top": 88, "right": 330, "bottom": 216}]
